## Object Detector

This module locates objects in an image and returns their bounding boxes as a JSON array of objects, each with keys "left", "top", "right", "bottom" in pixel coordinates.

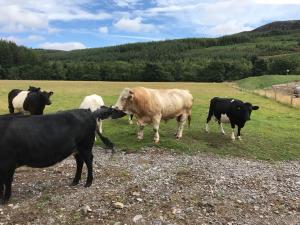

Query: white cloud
[
  {"left": 39, "top": 42, "right": 86, "bottom": 51},
  {"left": 114, "top": 17, "right": 156, "bottom": 33},
  {"left": 137, "top": 0, "right": 300, "bottom": 36},
  {"left": 208, "top": 21, "right": 253, "bottom": 36},
  {"left": 1, "top": 35, "right": 45, "bottom": 45},
  {"left": 255, "top": 0, "right": 300, "bottom": 4},
  {"left": 111, "top": 34, "right": 162, "bottom": 41},
  {"left": 0, "top": 5, "right": 48, "bottom": 32},
  {"left": 98, "top": 26, "right": 108, "bottom": 33},
  {"left": 0, "top": 0, "right": 112, "bottom": 33}
]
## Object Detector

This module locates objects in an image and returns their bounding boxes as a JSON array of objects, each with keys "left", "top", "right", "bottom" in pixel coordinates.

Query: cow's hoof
[
  {"left": 153, "top": 139, "right": 159, "bottom": 143},
  {"left": 70, "top": 181, "right": 79, "bottom": 186},
  {"left": 237, "top": 136, "right": 242, "bottom": 141},
  {"left": 176, "top": 136, "right": 182, "bottom": 140},
  {"left": 129, "top": 121, "right": 133, "bottom": 125},
  {"left": 84, "top": 182, "right": 92, "bottom": 188}
]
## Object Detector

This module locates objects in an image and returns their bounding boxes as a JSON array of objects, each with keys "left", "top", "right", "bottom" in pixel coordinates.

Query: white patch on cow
[
  {"left": 12, "top": 91, "right": 29, "bottom": 112},
  {"left": 220, "top": 123, "right": 225, "bottom": 134},
  {"left": 129, "top": 115, "right": 133, "bottom": 124},
  {"left": 230, "top": 99, "right": 235, "bottom": 103},
  {"left": 220, "top": 114, "right": 230, "bottom": 123},
  {"left": 205, "top": 123, "right": 209, "bottom": 132},
  {"left": 79, "top": 94, "right": 104, "bottom": 111},
  {"left": 79, "top": 94, "right": 105, "bottom": 134},
  {"left": 237, "top": 136, "right": 242, "bottom": 141},
  {"left": 231, "top": 129, "right": 235, "bottom": 140}
]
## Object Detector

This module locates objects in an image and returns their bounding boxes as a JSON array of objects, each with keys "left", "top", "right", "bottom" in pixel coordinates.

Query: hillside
[
  {"left": 1, "top": 20, "right": 300, "bottom": 81},
  {"left": 253, "top": 20, "right": 300, "bottom": 32}
]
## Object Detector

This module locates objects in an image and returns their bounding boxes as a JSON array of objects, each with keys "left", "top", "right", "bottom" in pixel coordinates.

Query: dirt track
[{"left": 0, "top": 147, "right": 299, "bottom": 225}]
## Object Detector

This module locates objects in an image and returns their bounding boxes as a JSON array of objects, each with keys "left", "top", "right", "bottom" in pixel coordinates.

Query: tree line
[{"left": 1, "top": 29, "right": 300, "bottom": 82}]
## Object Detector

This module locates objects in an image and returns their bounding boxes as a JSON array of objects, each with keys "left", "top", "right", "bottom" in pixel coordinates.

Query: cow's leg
[
  {"left": 77, "top": 136, "right": 94, "bottom": 187},
  {"left": 153, "top": 117, "right": 161, "bottom": 143},
  {"left": 175, "top": 115, "right": 182, "bottom": 136},
  {"left": 82, "top": 152, "right": 93, "bottom": 187},
  {"left": 230, "top": 122, "right": 236, "bottom": 141},
  {"left": 205, "top": 108, "right": 214, "bottom": 132},
  {"left": 137, "top": 123, "right": 145, "bottom": 140},
  {"left": 71, "top": 154, "right": 84, "bottom": 186},
  {"left": 97, "top": 119, "right": 102, "bottom": 134},
  {"left": 218, "top": 121, "right": 226, "bottom": 135},
  {"left": 8, "top": 105, "right": 14, "bottom": 114},
  {"left": 237, "top": 127, "right": 242, "bottom": 140},
  {"left": 128, "top": 114, "right": 133, "bottom": 125},
  {"left": 176, "top": 114, "right": 187, "bottom": 139},
  {"left": 3, "top": 169, "right": 15, "bottom": 204},
  {"left": 0, "top": 182, "right": 3, "bottom": 204}
]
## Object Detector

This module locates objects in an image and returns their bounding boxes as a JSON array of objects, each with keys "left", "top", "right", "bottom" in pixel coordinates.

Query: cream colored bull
[{"left": 114, "top": 87, "right": 193, "bottom": 143}]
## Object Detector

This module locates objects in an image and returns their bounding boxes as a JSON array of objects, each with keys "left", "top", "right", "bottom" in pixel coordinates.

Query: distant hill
[
  {"left": 1, "top": 20, "right": 300, "bottom": 81},
  {"left": 252, "top": 20, "right": 300, "bottom": 32}
]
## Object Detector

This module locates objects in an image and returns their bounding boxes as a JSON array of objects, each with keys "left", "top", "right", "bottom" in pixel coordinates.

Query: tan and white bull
[{"left": 114, "top": 87, "right": 193, "bottom": 143}]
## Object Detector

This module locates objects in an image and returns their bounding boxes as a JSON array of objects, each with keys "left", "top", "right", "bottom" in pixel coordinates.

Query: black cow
[
  {"left": 0, "top": 107, "right": 124, "bottom": 204},
  {"left": 8, "top": 86, "right": 53, "bottom": 115},
  {"left": 205, "top": 97, "right": 259, "bottom": 140}
]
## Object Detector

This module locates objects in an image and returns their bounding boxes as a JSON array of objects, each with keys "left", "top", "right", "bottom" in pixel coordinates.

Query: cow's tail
[{"left": 95, "top": 124, "right": 115, "bottom": 154}]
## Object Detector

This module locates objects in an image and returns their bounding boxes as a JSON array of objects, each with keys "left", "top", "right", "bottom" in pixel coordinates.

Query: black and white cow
[
  {"left": 8, "top": 86, "right": 53, "bottom": 115},
  {"left": 0, "top": 107, "right": 125, "bottom": 204},
  {"left": 205, "top": 97, "right": 259, "bottom": 140}
]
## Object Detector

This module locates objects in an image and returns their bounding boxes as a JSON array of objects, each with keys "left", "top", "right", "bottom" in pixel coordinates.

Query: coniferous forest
[{"left": 1, "top": 21, "right": 300, "bottom": 82}]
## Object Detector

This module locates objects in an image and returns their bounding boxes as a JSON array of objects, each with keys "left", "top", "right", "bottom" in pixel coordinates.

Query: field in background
[
  {"left": 0, "top": 80, "right": 299, "bottom": 161},
  {"left": 237, "top": 75, "right": 300, "bottom": 107},
  {"left": 237, "top": 75, "right": 300, "bottom": 90}
]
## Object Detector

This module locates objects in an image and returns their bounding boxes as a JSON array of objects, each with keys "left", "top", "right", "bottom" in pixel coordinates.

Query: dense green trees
[{"left": 1, "top": 28, "right": 300, "bottom": 82}]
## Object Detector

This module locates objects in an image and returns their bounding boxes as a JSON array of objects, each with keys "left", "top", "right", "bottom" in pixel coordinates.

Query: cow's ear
[
  {"left": 252, "top": 106, "right": 259, "bottom": 110},
  {"left": 128, "top": 90, "right": 134, "bottom": 100},
  {"left": 49, "top": 91, "right": 54, "bottom": 96}
]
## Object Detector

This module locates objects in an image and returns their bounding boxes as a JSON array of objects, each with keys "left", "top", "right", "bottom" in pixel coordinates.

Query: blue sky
[{"left": 1, "top": 0, "right": 300, "bottom": 50}]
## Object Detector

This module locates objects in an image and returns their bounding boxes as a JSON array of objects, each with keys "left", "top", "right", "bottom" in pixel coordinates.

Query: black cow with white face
[
  {"left": 205, "top": 97, "right": 259, "bottom": 140},
  {"left": 8, "top": 86, "right": 53, "bottom": 115}
]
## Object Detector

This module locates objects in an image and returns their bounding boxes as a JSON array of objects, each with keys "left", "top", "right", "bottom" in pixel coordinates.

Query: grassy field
[
  {"left": 0, "top": 80, "right": 299, "bottom": 161},
  {"left": 237, "top": 75, "right": 300, "bottom": 90}
]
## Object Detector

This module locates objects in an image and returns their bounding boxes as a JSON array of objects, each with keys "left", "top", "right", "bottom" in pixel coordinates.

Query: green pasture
[
  {"left": 0, "top": 80, "right": 299, "bottom": 161},
  {"left": 237, "top": 75, "right": 300, "bottom": 90}
]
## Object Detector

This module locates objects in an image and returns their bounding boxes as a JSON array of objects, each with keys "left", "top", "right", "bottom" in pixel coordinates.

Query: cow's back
[
  {"left": 153, "top": 89, "right": 193, "bottom": 119},
  {"left": 131, "top": 87, "right": 192, "bottom": 120},
  {"left": 0, "top": 109, "right": 95, "bottom": 168},
  {"left": 80, "top": 94, "right": 104, "bottom": 112}
]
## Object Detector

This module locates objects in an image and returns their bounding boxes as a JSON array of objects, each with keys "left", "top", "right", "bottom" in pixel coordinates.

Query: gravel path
[{"left": 0, "top": 147, "right": 299, "bottom": 225}]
